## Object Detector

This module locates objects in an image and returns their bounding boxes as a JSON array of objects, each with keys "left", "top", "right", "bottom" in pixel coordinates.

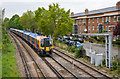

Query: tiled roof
[{"left": 70, "top": 6, "right": 120, "bottom": 18}]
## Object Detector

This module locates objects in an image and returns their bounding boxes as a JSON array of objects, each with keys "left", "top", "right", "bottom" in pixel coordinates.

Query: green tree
[
  {"left": 35, "top": 3, "right": 73, "bottom": 36},
  {"left": 19, "top": 10, "right": 37, "bottom": 32},
  {"left": 8, "top": 14, "right": 22, "bottom": 30}
]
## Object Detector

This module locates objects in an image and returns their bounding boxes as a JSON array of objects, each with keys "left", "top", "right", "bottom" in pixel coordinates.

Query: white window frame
[
  {"left": 93, "top": 18, "right": 94, "bottom": 23},
  {"left": 79, "top": 19, "right": 81, "bottom": 24},
  {"left": 80, "top": 26, "right": 81, "bottom": 31},
  {"left": 109, "top": 16, "right": 111, "bottom": 22},
  {"left": 89, "top": 18, "right": 90, "bottom": 23},
  {"left": 108, "top": 26, "right": 111, "bottom": 31},
  {"left": 97, "top": 18, "right": 99, "bottom": 23},
  {"left": 88, "top": 26, "right": 90, "bottom": 30},
  {"left": 106, "top": 26, "right": 108, "bottom": 30},
  {"left": 106, "top": 17, "right": 108, "bottom": 22},
  {"left": 114, "top": 16, "right": 116, "bottom": 22},
  {"left": 82, "top": 26, "right": 84, "bottom": 31},
  {"left": 93, "top": 26, "right": 94, "bottom": 31},
  {"left": 102, "top": 17, "right": 104, "bottom": 22},
  {"left": 97, "top": 26, "right": 99, "bottom": 30},
  {"left": 113, "top": 36, "right": 116, "bottom": 41},
  {"left": 117, "top": 16, "right": 120, "bottom": 22}
]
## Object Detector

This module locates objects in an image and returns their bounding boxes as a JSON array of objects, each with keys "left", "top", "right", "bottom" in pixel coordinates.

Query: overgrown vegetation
[
  {"left": 111, "top": 55, "right": 120, "bottom": 77},
  {"left": 55, "top": 40, "right": 86, "bottom": 58},
  {"left": 2, "top": 17, "right": 20, "bottom": 77}
]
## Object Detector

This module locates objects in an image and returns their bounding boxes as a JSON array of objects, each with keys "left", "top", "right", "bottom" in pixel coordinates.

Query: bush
[
  {"left": 115, "top": 39, "right": 120, "bottom": 45},
  {"left": 67, "top": 46, "right": 71, "bottom": 52},
  {"left": 70, "top": 45, "right": 76, "bottom": 53},
  {"left": 103, "top": 29, "right": 108, "bottom": 33},
  {"left": 102, "top": 59, "right": 106, "bottom": 67},
  {"left": 74, "top": 48, "right": 81, "bottom": 58},
  {"left": 117, "top": 66, "right": 120, "bottom": 73},
  {"left": 111, "top": 61, "right": 118, "bottom": 70},
  {"left": 97, "top": 39, "right": 100, "bottom": 42}
]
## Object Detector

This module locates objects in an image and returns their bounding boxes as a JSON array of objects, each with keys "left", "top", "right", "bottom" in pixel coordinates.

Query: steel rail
[
  {"left": 49, "top": 55, "right": 78, "bottom": 79},
  {"left": 11, "top": 31, "right": 46, "bottom": 79},
  {"left": 54, "top": 48, "right": 111, "bottom": 79},
  {"left": 9, "top": 32, "right": 32, "bottom": 79},
  {"left": 53, "top": 51, "right": 97, "bottom": 79}
]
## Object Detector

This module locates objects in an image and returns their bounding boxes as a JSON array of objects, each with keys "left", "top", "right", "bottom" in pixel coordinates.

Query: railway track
[
  {"left": 9, "top": 32, "right": 32, "bottom": 79},
  {"left": 9, "top": 31, "right": 46, "bottom": 79},
  {"left": 10, "top": 31, "right": 79, "bottom": 79},
  {"left": 42, "top": 56, "right": 79, "bottom": 79},
  {"left": 53, "top": 48, "right": 111, "bottom": 79},
  {"left": 9, "top": 30, "right": 111, "bottom": 79}
]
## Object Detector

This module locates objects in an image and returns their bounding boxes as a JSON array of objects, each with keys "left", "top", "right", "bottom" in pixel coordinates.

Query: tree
[
  {"left": 8, "top": 14, "right": 22, "bottom": 30},
  {"left": 35, "top": 3, "right": 73, "bottom": 36},
  {"left": 19, "top": 10, "right": 37, "bottom": 32},
  {"left": 113, "top": 21, "right": 120, "bottom": 62}
]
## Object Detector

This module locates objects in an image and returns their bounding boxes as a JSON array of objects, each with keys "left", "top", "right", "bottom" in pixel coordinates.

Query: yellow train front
[{"left": 37, "top": 36, "right": 53, "bottom": 56}]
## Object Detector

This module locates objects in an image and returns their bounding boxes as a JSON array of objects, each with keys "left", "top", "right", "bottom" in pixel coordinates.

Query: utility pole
[{"left": 0, "top": 8, "right": 5, "bottom": 79}]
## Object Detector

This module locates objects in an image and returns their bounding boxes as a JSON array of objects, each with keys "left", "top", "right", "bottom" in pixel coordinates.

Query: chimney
[
  {"left": 116, "top": 1, "right": 120, "bottom": 8},
  {"left": 85, "top": 9, "right": 88, "bottom": 14},
  {"left": 71, "top": 12, "right": 74, "bottom": 16}
]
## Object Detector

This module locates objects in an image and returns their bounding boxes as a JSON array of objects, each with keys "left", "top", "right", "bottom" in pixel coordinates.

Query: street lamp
[{"left": 84, "top": 28, "right": 87, "bottom": 33}]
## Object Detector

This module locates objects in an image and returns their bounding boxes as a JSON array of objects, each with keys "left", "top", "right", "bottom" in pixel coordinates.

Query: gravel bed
[
  {"left": 45, "top": 57, "right": 73, "bottom": 78},
  {"left": 52, "top": 52, "right": 91, "bottom": 77}
]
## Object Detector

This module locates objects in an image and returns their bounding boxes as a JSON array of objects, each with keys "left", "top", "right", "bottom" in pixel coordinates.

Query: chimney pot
[{"left": 85, "top": 9, "right": 88, "bottom": 14}]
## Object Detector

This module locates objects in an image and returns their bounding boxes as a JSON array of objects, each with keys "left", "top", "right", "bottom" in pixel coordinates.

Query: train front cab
[{"left": 38, "top": 37, "right": 53, "bottom": 56}]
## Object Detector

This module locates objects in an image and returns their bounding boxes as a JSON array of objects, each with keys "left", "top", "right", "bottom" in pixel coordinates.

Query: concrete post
[
  {"left": 105, "top": 36, "right": 108, "bottom": 67},
  {"left": 109, "top": 35, "right": 113, "bottom": 68}
]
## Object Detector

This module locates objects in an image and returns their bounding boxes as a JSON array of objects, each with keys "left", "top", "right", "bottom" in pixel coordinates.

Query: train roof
[
  {"left": 10, "top": 28, "right": 49, "bottom": 39},
  {"left": 29, "top": 33, "right": 39, "bottom": 38}
]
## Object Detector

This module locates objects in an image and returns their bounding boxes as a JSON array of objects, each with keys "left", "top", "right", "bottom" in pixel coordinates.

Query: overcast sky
[{"left": 0, "top": 0, "right": 120, "bottom": 18}]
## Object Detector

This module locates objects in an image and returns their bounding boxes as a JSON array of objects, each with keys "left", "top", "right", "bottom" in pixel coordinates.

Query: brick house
[{"left": 70, "top": 2, "right": 120, "bottom": 40}]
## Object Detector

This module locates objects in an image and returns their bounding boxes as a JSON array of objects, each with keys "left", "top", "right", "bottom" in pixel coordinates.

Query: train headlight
[{"left": 42, "top": 48, "right": 44, "bottom": 49}]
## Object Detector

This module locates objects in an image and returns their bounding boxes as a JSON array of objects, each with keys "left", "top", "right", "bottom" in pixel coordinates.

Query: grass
[{"left": 2, "top": 36, "right": 21, "bottom": 77}]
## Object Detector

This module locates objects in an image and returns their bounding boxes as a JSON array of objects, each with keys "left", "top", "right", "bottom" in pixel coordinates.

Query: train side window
[
  {"left": 41, "top": 39, "right": 44, "bottom": 47},
  {"left": 50, "top": 39, "right": 52, "bottom": 46}
]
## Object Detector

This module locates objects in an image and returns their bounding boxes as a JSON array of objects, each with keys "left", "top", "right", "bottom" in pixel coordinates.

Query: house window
[
  {"left": 109, "top": 16, "right": 111, "bottom": 22},
  {"left": 79, "top": 19, "right": 81, "bottom": 24},
  {"left": 106, "top": 26, "right": 108, "bottom": 30},
  {"left": 117, "top": 16, "right": 120, "bottom": 22},
  {"left": 117, "top": 35, "right": 119, "bottom": 39},
  {"left": 113, "top": 36, "right": 116, "bottom": 41},
  {"left": 106, "top": 17, "right": 108, "bottom": 22},
  {"left": 93, "top": 26, "right": 94, "bottom": 31},
  {"left": 76, "top": 20, "right": 79, "bottom": 24},
  {"left": 97, "top": 26, "right": 99, "bottom": 30},
  {"left": 80, "top": 26, "right": 81, "bottom": 31},
  {"left": 88, "top": 26, "right": 90, "bottom": 30},
  {"left": 83, "top": 19, "right": 86, "bottom": 23},
  {"left": 102, "top": 17, "right": 104, "bottom": 22},
  {"left": 97, "top": 18, "right": 99, "bottom": 23},
  {"left": 82, "top": 26, "right": 84, "bottom": 31},
  {"left": 89, "top": 19, "right": 90, "bottom": 23},
  {"left": 114, "top": 16, "right": 116, "bottom": 22},
  {"left": 108, "top": 26, "right": 111, "bottom": 31},
  {"left": 93, "top": 18, "right": 94, "bottom": 23}
]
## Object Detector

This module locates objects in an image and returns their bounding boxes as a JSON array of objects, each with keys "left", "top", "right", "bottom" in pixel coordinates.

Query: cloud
[{"left": 1, "top": 0, "right": 120, "bottom": 18}]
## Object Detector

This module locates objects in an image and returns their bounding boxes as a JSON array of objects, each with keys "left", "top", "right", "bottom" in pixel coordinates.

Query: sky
[{"left": 0, "top": 0, "right": 120, "bottom": 18}]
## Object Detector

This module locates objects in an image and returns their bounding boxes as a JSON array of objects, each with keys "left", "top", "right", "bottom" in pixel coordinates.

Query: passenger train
[{"left": 10, "top": 28, "right": 53, "bottom": 56}]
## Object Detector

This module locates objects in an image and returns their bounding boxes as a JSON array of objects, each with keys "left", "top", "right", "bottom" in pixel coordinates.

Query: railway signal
[
  {"left": 73, "top": 24, "right": 78, "bottom": 34},
  {"left": 98, "top": 24, "right": 103, "bottom": 33}
]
